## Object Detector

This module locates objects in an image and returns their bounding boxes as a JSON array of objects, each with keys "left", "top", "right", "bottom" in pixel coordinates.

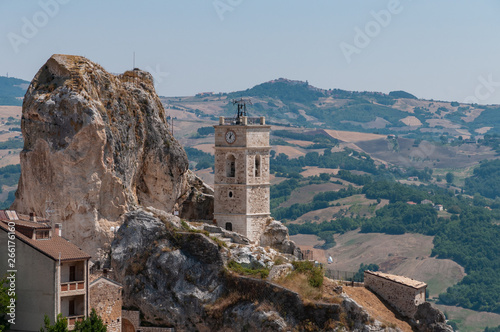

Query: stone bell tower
[{"left": 213, "top": 99, "right": 271, "bottom": 242}]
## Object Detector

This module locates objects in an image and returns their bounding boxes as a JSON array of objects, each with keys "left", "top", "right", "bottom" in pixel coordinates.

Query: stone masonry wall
[
  {"left": 247, "top": 185, "right": 270, "bottom": 214},
  {"left": 248, "top": 215, "right": 270, "bottom": 243},
  {"left": 213, "top": 124, "right": 271, "bottom": 243},
  {"left": 214, "top": 185, "right": 246, "bottom": 214},
  {"left": 246, "top": 127, "right": 270, "bottom": 147},
  {"left": 216, "top": 215, "right": 247, "bottom": 236},
  {"left": 122, "top": 310, "right": 174, "bottom": 332},
  {"left": 364, "top": 272, "right": 426, "bottom": 318},
  {"left": 214, "top": 150, "right": 247, "bottom": 185},
  {"left": 246, "top": 150, "right": 270, "bottom": 185},
  {"left": 90, "top": 279, "right": 122, "bottom": 332}
]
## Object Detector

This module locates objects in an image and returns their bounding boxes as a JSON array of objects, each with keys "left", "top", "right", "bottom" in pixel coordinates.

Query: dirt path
[{"left": 343, "top": 286, "right": 412, "bottom": 331}]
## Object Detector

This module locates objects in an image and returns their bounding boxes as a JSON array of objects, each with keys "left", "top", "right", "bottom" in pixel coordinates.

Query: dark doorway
[
  {"left": 69, "top": 299, "right": 75, "bottom": 316},
  {"left": 69, "top": 266, "right": 76, "bottom": 282},
  {"left": 225, "top": 223, "right": 232, "bottom": 231}
]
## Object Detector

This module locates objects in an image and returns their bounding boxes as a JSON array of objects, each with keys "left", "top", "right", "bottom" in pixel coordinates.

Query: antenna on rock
[{"left": 133, "top": 51, "right": 136, "bottom": 69}]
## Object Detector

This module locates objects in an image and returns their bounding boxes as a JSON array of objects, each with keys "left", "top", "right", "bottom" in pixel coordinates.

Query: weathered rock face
[
  {"left": 12, "top": 54, "right": 213, "bottom": 258},
  {"left": 260, "top": 219, "right": 302, "bottom": 257},
  {"left": 111, "top": 209, "right": 226, "bottom": 329},
  {"left": 111, "top": 209, "right": 394, "bottom": 331},
  {"left": 412, "top": 303, "right": 453, "bottom": 332}
]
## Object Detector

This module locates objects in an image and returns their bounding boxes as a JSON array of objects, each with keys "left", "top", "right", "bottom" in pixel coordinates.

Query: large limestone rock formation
[
  {"left": 12, "top": 54, "right": 213, "bottom": 258},
  {"left": 111, "top": 209, "right": 384, "bottom": 331}
]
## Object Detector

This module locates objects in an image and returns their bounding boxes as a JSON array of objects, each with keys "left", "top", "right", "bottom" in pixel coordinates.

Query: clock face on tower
[{"left": 225, "top": 130, "right": 236, "bottom": 144}]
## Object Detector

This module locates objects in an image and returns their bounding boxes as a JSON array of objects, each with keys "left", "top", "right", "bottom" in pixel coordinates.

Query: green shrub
[{"left": 292, "top": 261, "right": 324, "bottom": 288}]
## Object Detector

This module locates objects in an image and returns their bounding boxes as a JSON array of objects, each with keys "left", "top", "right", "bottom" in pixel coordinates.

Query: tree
[
  {"left": 40, "top": 313, "right": 68, "bottom": 332},
  {"left": 73, "top": 309, "right": 107, "bottom": 332},
  {"left": 1, "top": 275, "right": 12, "bottom": 331},
  {"left": 446, "top": 172, "right": 454, "bottom": 184}
]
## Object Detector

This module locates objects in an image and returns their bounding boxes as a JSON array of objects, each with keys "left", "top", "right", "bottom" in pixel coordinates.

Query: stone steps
[{"left": 209, "top": 233, "right": 234, "bottom": 244}]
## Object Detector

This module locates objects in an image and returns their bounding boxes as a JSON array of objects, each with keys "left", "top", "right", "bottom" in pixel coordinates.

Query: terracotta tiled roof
[
  {"left": 365, "top": 270, "right": 426, "bottom": 289},
  {"left": 0, "top": 218, "right": 51, "bottom": 229},
  {"left": 90, "top": 276, "right": 123, "bottom": 288},
  {"left": 17, "top": 213, "right": 50, "bottom": 223},
  {"left": 0, "top": 210, "right": 17, "bottom": 220},
  {"left": 0, "top": 222, "right": 91, "bottom": 262}
]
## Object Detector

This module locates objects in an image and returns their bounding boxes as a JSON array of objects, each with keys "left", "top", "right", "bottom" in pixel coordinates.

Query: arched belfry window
[
  {"left": 226, "top": 154, "right": 236, "bottom": 178},
  {"left": 254, "top": 155, "right": 261, "bottom": 177}
]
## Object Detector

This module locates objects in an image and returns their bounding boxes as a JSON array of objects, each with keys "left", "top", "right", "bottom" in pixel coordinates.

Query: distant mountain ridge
[
  {"left": 169, "top": 77, "right": 498, "bottom": 139},
  {"left": 0, "top": 76, "right": 29, "bottom": 106},
  {"left": 228, "top": 78, "right": 417, "bottom": 105}
]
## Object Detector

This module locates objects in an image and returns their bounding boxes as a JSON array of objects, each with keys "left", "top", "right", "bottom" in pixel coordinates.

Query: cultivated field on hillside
[
  {"left": 0, "top": 105, "right": 22, "bottom": 118},
  {"left": 273, "top": 145, "right": 306, "bottom": 158},
  {"left": 0, "top": 106, "right": 22, "bottom": 167},
  {"left": 357, "top": 137, "right": 497, "bottom": 169},
  {"left": 434, "top": 304, "right": 500, "bottom": 332},
  {"left": 299, "top": 166, "right": 339, "bottom": 177},
  {"left": 323, "top": 129, "right": 385, "bottom": 143},
  {"left": 291, "top": 194, "right": 385, "bottom": 223},
  {"left": 279, "top": 182, "right": 346, "bottom": 208},
  {"left": 291, "top": 230, "right": 464, "bottom": 299}
]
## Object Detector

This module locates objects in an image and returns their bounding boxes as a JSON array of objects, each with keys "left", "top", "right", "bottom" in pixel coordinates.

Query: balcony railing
[
  {"left": 67, "top": 315, "right": 85, "bottom": 327},
  {"left": 61, "top": 281, "right": 85, "bottom": 292},
  {"left": 219, "top": 116, "right": 265, "bottom": 125}
]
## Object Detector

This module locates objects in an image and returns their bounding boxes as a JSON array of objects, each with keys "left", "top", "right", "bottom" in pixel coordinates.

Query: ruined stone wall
[
  {"left": 90, "top": 280, "right": 122, "bottom": 332},
  {"left": 364, "top": 272, "right": 426, "bottom": 318}
]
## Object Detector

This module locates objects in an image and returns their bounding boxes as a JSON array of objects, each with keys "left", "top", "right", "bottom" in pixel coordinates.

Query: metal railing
[{"left": 219, "top": 116, "right": 265, "bottom": 125}]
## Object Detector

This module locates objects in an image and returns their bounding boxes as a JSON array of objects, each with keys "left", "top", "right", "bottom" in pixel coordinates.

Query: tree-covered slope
[{"left": 0, "top": 76, "right": 29, "bottom": 106}]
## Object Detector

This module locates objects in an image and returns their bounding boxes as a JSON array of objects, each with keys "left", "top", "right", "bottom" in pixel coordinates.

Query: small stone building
[
  {"left": 364, "top": 270, "right": 427, "bottom": 318},
  {"left": 89, "top": 276, "right": 123, "bottom": 332}
]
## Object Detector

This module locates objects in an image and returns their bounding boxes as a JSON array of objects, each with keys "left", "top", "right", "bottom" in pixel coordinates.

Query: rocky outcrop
[
  {"left": 412, "top": 303, "right": 453, "bottom": 332},
  {"left": 111, "top": 209, "right": 391, "bottom": 331},
  {"left": 12, "top": 54, "right": 213, "bottom": 258},
  {"left": 260, "top": 219, "right": 302, "bottom": 257},
  {"left": 111, "top": 209, "right": 225, "bottom": 329}
]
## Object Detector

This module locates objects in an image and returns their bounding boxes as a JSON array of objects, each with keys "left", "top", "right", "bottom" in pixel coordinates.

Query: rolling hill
[
  {"left": 161, "top": 77, "right": 500, "bottom": 140},
  {"left": 0, "top": 76, "right": 29, "bottom": 106}
]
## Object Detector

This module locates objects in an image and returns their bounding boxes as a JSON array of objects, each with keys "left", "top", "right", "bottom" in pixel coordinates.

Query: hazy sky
[{"left": 1, "top": 1, "right": 500, "bottom": 104}]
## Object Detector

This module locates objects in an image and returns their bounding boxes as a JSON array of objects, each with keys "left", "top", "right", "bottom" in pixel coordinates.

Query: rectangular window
[
  {"left": 36, "top": 230, "right": 49, "bottom": 239},
  {"left": 254, "top": 155, "right": 261, "bottom": 177}
]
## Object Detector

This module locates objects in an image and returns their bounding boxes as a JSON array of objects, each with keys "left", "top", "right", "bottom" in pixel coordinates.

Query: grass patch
[
  {"left": 278, "top": 273, "right": 323, "bottom": 302},
  {"left": 227, "top": 260, "right": 269, "bottom": 279},
  {"left": 291, "top": 260, "right": 324, "bottom": 288},
  {"left": 180, "top": 220, "right": 227, "bottom": 248}
]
